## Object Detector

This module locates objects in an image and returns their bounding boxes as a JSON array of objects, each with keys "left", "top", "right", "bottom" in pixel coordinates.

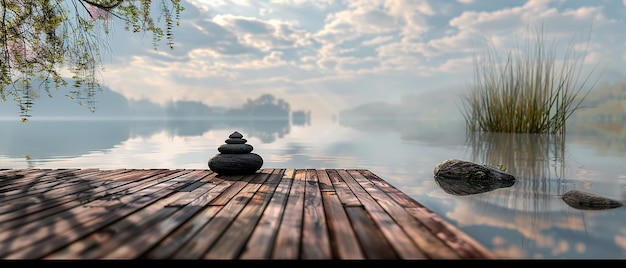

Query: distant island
[{"left": 0, "top": 84, "right": 311, "bottom": 124}]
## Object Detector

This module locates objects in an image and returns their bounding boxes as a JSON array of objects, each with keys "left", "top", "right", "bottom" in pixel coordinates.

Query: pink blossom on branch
[
  {"left": 6, "top": 40, "right": 38, "bottom": 64},
  {"left": 87, "top": 5, "right": 111, "bottom": 22}
]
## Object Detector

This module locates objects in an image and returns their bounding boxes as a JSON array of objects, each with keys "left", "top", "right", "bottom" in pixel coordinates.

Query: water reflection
[
  {"left": 458, "top": 130, "right": 626, "bottom": 258},
  {"left": 0, "top": 117, "right": 291, "bottom": 160},
  {"left": 165, "top": 118, "right": 291, "bottom": 143},
  {"left": 434, "top": 172, "right": 516, "bottom": 196},
  {"left": 0, "top": 120, "right": 133, "bottom": 159},
  {"left": 0, "top": 117, "right": 625, "bottom": 259},
  {"left": 464, "top": 131, "right": 569, "bottom": 210},
  {"left": 339, "top": 117, "right": 467, "bottom": 147},
  {"left": 568, "top": 120, "right": 626, "bottom": 156}
]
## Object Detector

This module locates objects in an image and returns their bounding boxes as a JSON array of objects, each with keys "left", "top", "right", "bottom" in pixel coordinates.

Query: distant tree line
[
  {"left": 163, "top": 94, "right": 292, "bottom": 118},
  {"left": 224, "top": 94, "right": 290, "bottom": 118}
]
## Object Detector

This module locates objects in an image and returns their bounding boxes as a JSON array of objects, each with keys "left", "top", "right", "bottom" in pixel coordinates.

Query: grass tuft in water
[{"left": 461, "top": 26, "right": 600, "bottom": 134}]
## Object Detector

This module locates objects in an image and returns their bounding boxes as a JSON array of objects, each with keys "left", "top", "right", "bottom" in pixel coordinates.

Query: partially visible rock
[
  {"left": 561, "top": 190, "right": 623, "bottom": 210},
  {"left": 433, "top": 159, "right": 515, "bottom": 196},
  {"left": 208, "top": 131, "right": 263, "bottom": 175}
]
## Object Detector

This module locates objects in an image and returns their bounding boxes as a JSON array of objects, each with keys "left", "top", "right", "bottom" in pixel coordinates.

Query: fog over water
[
  {"left": 1, "top": 113, "right": 625, "bottom": 259},
  {"left": 2, "top": 0, "right": 626, "bottom": 260}
]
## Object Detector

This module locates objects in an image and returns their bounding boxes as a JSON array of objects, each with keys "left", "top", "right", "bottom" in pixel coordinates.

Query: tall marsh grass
[{"left": 462, "top": 27, "right": 599, "bottom": 134}]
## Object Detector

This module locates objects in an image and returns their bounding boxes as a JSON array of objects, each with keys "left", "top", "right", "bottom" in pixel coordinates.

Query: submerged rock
[
  {"left": 433, "top": 159, "right": 515, "bottom": 196},
  {"left": 561, "top": 190, "right": 623, "bottom": 210},
  {"left": 208, "top": 131, "right": 263, "bottom": 175}
]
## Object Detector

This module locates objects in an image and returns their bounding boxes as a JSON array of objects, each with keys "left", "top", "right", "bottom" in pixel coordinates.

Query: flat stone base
[{"left": 208, "top": 153, "right": 263, "bottom": 175}]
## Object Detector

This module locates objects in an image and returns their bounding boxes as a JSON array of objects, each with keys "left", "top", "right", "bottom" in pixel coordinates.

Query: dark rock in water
[
  {"left": 434, "top": 159, "right": 515, "bottom": 182},
  {"left": 208, "top": 131, "right": 263, "bottom": 175},
  {"left": 433, "top": 159, "right": 515, "bottom": 195},
  {"left": 561, "top": 190, "right": 623, "bottom": 210},
  {"left": 434, "top": 175, "right": 515, "bottom": 196}
]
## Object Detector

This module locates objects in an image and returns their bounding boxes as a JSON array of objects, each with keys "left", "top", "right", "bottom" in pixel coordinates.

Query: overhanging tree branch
[{"left": 0, "top": 0, "right": 183, "bottom": 121}]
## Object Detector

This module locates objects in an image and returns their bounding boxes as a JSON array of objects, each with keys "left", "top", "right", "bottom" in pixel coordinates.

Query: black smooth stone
[
  {"left": 229, "top": 131, "right": 243, "bottom": 139},
  {"left": 225, "top": 138, "right": 247, "bottom": 144},
  {"left": 208, "top": 153, "right": 263, "bottom": 175},
  {"left": 218, "top": 144, "right": 254, "bottom": 154}
]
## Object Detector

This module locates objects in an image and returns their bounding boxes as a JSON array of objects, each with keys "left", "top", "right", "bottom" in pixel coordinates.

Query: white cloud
[
  {"left": 384, "top": 0, "right": 434, "bottom": 40},
  {"left": 270, "top": 0, "right": 334, "bottom": 9},
  {"left": 212, "top": 15, "right": 313, "bottom": 52},
  {"left": 98, "top": 0, "right": 626, "bottom": 120},
  {"left": 418, "top": 30, "right": 477, "bottom": 57},
  {"left": 259, "top": 8, "right": 273, "bottom": 16},
  {"left": 361, "top": 35, "right": 394, "bottom": 46},
  {"left": 436, "top": 56, "right": 474, "bottom": 73}
]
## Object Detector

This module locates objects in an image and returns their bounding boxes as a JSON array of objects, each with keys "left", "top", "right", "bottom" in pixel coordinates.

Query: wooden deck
[{"left": 0, "top": 168, "right": 496, "bottom": 259}]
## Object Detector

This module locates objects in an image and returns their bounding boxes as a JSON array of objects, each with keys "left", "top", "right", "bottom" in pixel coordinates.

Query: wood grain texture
[{"left": 0, "top": 168, "right": 495, "bottom": 259}]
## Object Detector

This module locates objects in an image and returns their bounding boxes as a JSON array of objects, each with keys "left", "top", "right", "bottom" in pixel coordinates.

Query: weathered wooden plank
[
  {"left": 0, "top": 170, "right": 186, "bottom": 257},
  {"left": 0, "top": 172, "right": 100, "bottom": 205},
  {"left": 405, "top": 207, "right": 496, "bottom": 259},
  {"left": 42, "top": 191, "right": 189, "bottom": 259},
  {"left": 358, "top": 170, "right": 495, "bottom": 259},
  {"left": 0, "top": 170, "right": 88, "bottom": 199},
  {"left": 0, "top": 168, "right": 495, "bottom": 260},
  {"left": 0, "top": 169, "right": 179, "bottom": 240},
  {"left": 170, "top": 172, "right": 271, "bottom": 259},
  {"left": 348, "top": 170, "right": 459, "bottom": 259},
  {"left": 0, "top": 170, "right": 195, "bottom": 259},
  {"left": 0, "top": 169, "right": 104, "bottom": 210},
  {"left": 44, "top": 170, "right": 215, "bottom": 259},
  {"left": 344, "top": 206, "right": 401, "bottom": 259},
  {"left": 239, "top": 169, "right": 294, "bottom": 259},
  {"left": 260, "top": 168, "right": 283, "bottom": 185},
  {"left": 335, "top": 169, "right": 424, "bottom": 259},
  {"left": 112, "top": 169, "right": 171, "bottom": 181},
  {"left": 301, "top": 169, "right": 332, "bottom": 259},
  {"left": 28, "top": 169, "right": 102, "bottom": 190},
  {"left": 0, "top": 169, "right": 91, "bottom": 185},
  {"left": 165, "top": 171, "right": 219, "bottom": 207},
  {"left": 0, "top": 169, "right": 78, "bottom": 187},
  {"left": 0, "top": 169, "right": 154, "bottom": 226},
  {"left": 316, "top": 169, "right": 334, "bottom": 192},
  {"left": 109, "top": 170, "right": 265, "bottom": 259},
  {"left": 142, "top": 176, "right": 237, "bottom": 259},
  {"left": 204, "top": 174, "right": 250, "bottom": 206},
  {"left": 0, "top": 169, "right": 37, "bottom": 188},
  {"left": 203, "top": 169, "right": 283, "bottom": 259},
  {"left": 325, "top": 169, "right": 360, "bottom": 207},
  {"left": 0, "top": 170, "right": 48, "bottom": 190},
  {"left": 321, "top": 191, "right": 365, "bottom": 260},
  {"left": 271, "top": 169, "right": 306, "bottom": 259},
  {"left": 86, "top": 169, "right": 185, "bottom": 208}
]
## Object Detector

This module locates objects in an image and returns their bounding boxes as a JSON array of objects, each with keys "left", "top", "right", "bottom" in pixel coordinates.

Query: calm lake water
[{"left": 0, "top": 117, "right": 625, "bottom": 259}]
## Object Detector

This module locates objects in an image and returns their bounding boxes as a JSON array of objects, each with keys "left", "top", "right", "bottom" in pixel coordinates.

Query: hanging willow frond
[{"left": 1, "top": 0, "right": 184, "bottom": 121}]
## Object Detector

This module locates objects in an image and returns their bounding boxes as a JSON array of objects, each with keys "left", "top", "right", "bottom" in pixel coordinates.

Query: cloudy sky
[{"left": 99, "top": 0, "right": 626, "bottom": 121}]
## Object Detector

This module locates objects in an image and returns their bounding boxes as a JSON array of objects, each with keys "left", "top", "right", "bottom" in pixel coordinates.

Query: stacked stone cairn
[{"left": 208, "top": 131, "right": 263, "bottom": 175}]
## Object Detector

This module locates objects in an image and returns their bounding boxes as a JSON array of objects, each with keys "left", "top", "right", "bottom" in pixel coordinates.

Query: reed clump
[{"left": 461, "top": 27, "right": 599, "bottom": 134}]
